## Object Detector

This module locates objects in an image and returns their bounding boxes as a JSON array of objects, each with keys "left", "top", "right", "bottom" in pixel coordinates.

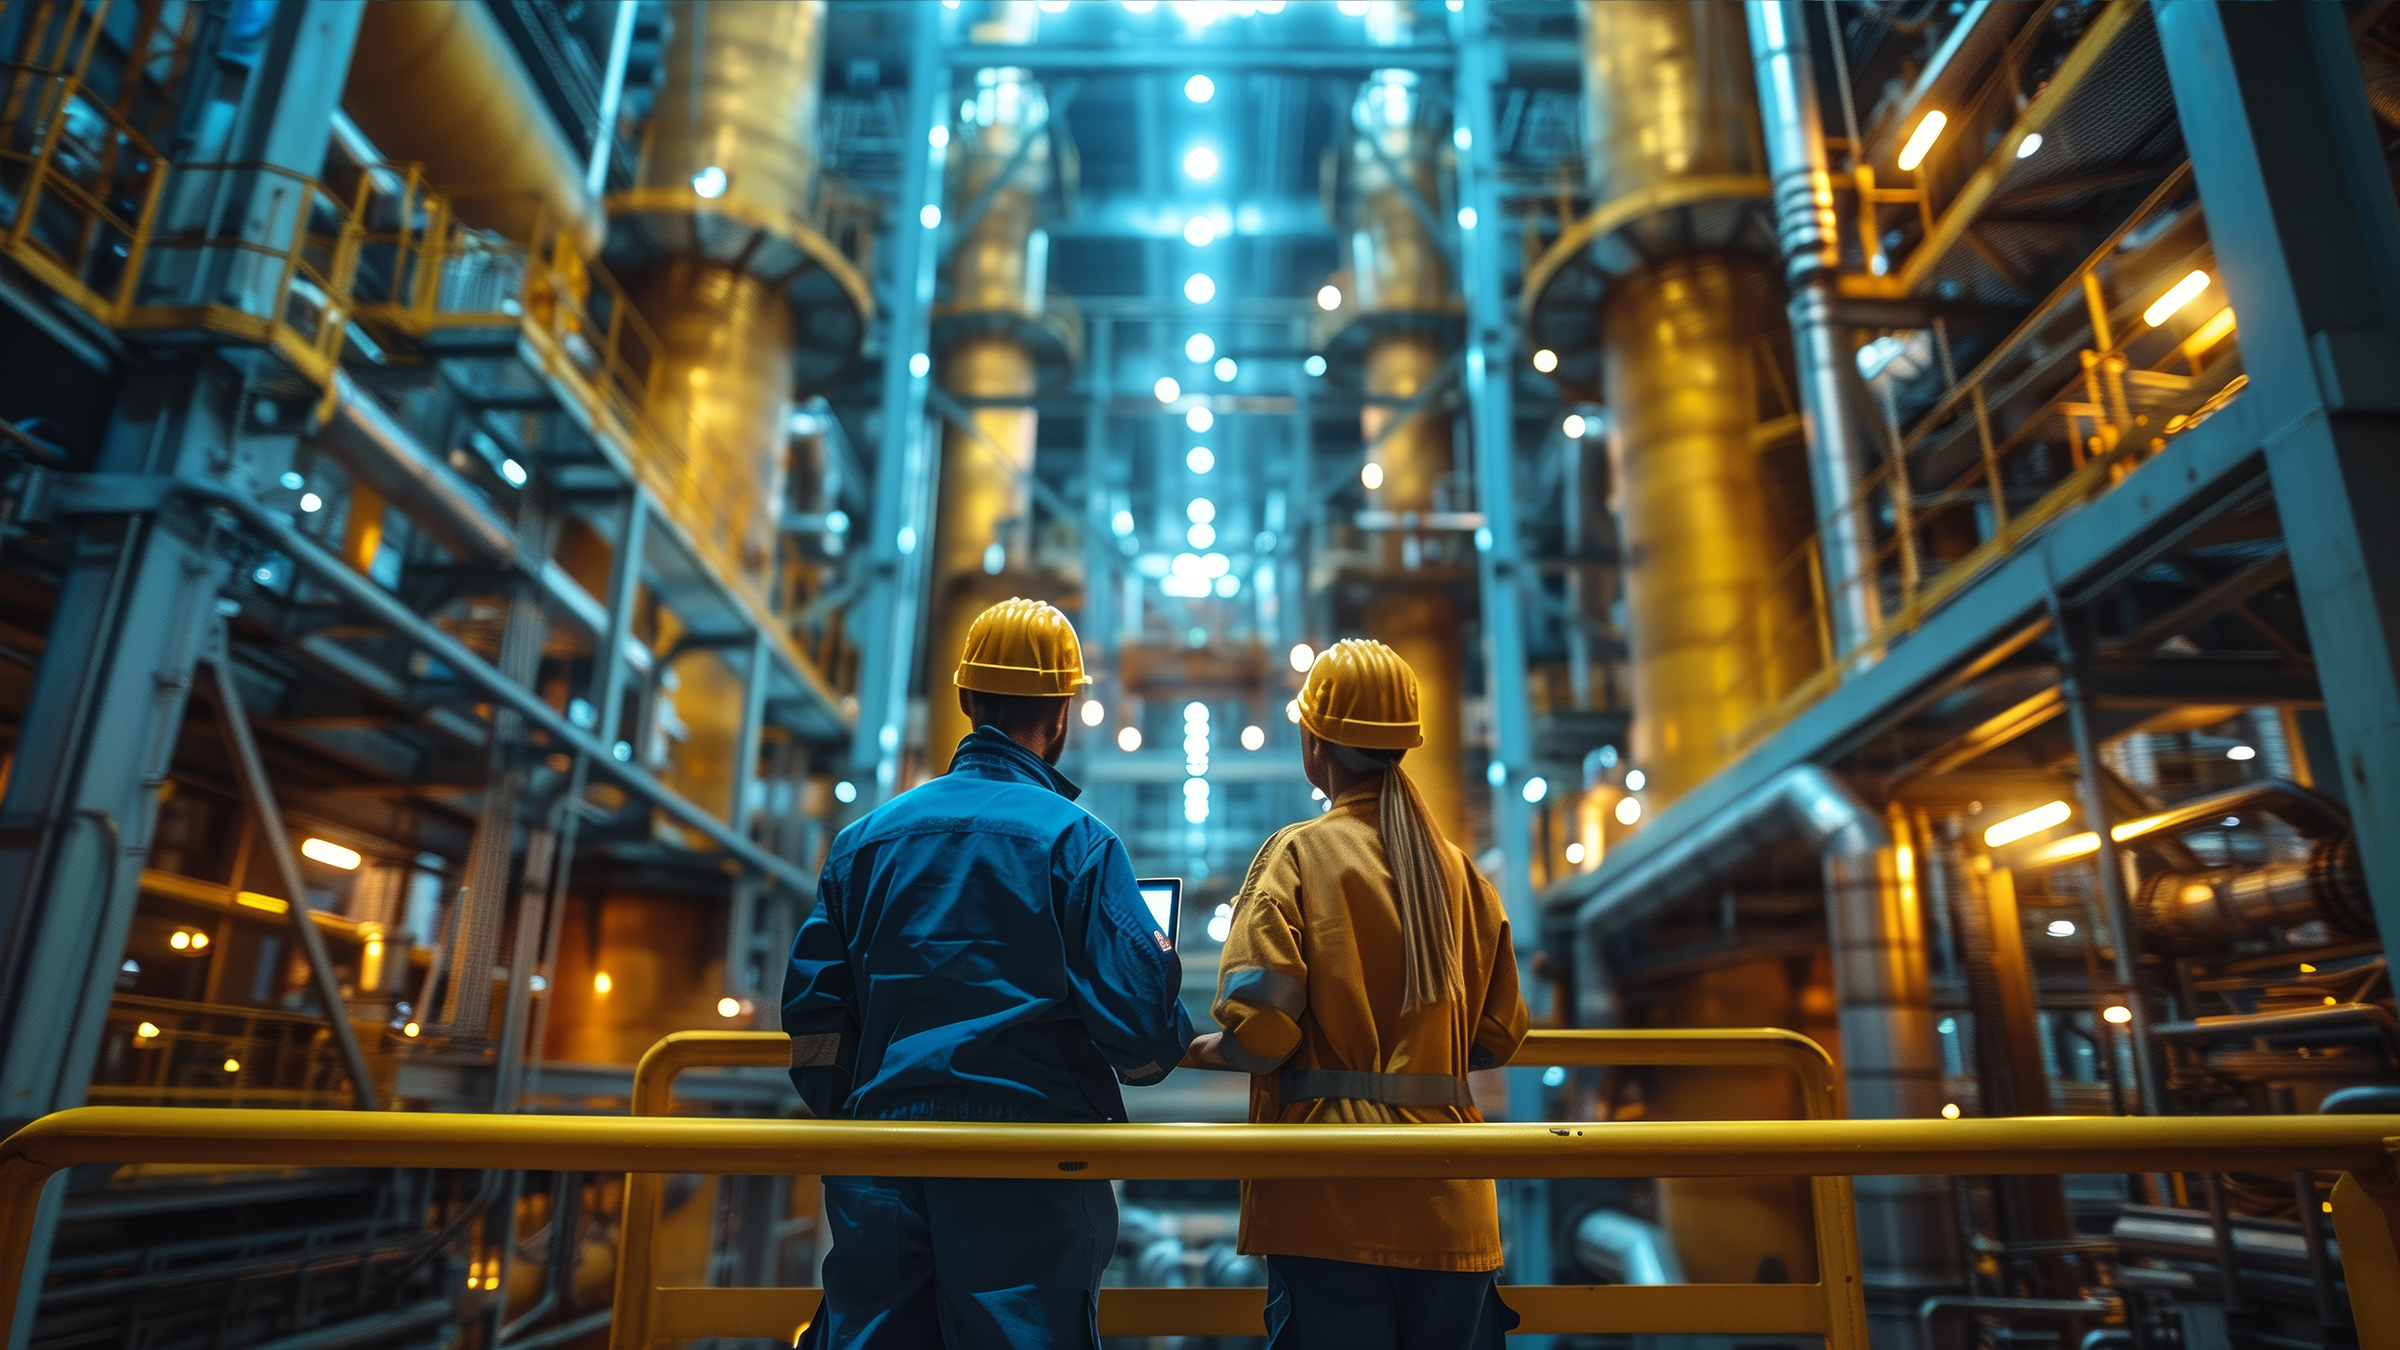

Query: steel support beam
[
  {"left": 2155, "top": 0, "right": 2400, "bottom": 954},
  {"left": 1456, "top": 0, "right": 1551, "bottom": 1305},
  {"left": 854, "top": 6, "right": 949, "bottom": 801},
  {"left": 199, "top": 632, "right": 382, "bottom": 1111}
]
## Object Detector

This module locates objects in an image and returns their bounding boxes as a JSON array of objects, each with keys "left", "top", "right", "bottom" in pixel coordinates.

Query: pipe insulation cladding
[{"left": 341, "top": 0, "right": 604, "bottom": 253}]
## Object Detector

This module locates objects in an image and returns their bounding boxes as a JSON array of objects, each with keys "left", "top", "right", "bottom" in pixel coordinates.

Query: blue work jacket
[{"left": 781, "top": 726, "right": 1194, "bottom": 1123}]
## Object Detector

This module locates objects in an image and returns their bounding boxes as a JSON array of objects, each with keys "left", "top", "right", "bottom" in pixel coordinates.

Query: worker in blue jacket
[{"left": 784, "top": 597, "right": 1194, "bottom": 1349}]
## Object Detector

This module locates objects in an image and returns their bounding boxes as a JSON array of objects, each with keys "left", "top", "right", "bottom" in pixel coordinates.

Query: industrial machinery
[{"left": 0, "top": 3, "right": 2394, "bottom": 1350}]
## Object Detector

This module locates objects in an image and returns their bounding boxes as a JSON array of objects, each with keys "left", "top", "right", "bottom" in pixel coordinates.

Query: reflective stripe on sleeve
[{"left": 1216, "top": 965, "right": 1308, "bottom": 1019}]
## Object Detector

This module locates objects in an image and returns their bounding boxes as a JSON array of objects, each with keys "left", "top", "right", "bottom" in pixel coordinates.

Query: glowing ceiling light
[
  {"left": 1941, "top": 1102, "right": 1962, "bottom": 1119},
  {"left": 2047, "top": 918, "right": 2077, "bottom": 937},
  {"left": 2145, "top": 270, "right": 2211, "bottom": 327},
  {"left": 1185, "top": 332, "right": 1215, "bottom": 362},
  {"left": 1154, "top": 376, "right": 1182, "bottom": 403},
  {"left": 1565, "top": 841, "right": 1584, "bottom": 865},
  {"left": 833, "top": 781, "right": 858, "bottom": 803},
  {"left": 1532, "top": 348, "right": 1558, "bottom": 373},
  {"left": 2016, "top": 132, "right": 2043, "bottom": 159},
  {"left": 1122, "top": 0, "right": 1156, "bottom": 10},
  {"left": 1215, "top": 357, "right": 1237, "bottom": 381},
  {"left": 1241, "top": 725, "right": 1266, "bottom": 751},
  {"left": 1111, "top": 509, "right": 1135, "bottom": 536},
  {"left": 1522, "top": 776, "right": 1548, "bottom": 804},
  {"left": 1624, "top": 769, "right": 1647, "bottom": 791},
  {"left": 1184, "top": 74, "right": 1214, "bottom": 103},
  {"left": 1182, "top": 146, "right": 1220, "bottom": 181},
  {"left": 2227, "top": 743, "right": 2257, "bottom": 761},
  {"left": 1453, "top": 125, "right": 1471, "bottom": 150},
  {"left": 1563, "top": 414, "right": 1586, "bottom": 438},
  {"left": 1081, "top": 699, "right": 1106, "bottom": 727},
  {"left": 1184, "top": 272, "right": 1217, "bottom": 303},
  {"left": 1186, "top": 446, "right": 1215, "bottom": 473},
  {"left": 2103, "top": 1004, "right": 2133, "bottom": 1025},
  {"left": 717, "top": 996, "right": 744, "bottom": 1017},
  {"left": 499, "top": 459, "right": 528, "bottom": 487},
  {"left": 691, "top": 165, "right": 728, "bottom": 198},
  {"left": 1187, "top": 498, "right": 1217, "bottom": 523},
  {"left": 908, "top": 352, "right": 931, "bottom": 378},
  {"left": 1183, "top": 215, "right": 1217, "bottom": 246},
  {"left": 920, "top": 204, "right": 942, "bottom": 229},
  {"left": 1983, "top": 799, "right": 2072, "bottom": 848},
  {"left": 1118, "top": 726, "right": 1143, "bottom": 751},
  {"left": 223, "top": 1057, "right": 242, "bottom": 1073},
  {"left": 593, "top": 972, "right": 613, "bottom": 994},
  {"left": 1185, "top": 406, "right": 1214, "bottom": 432},
  {"left": 1457, "top": 206, "right": 1477, "bottom": 230},
  {"left": 929, "top": 125, "right": 950, "bottom": 148},
  {"left": 135, "top": 1021, "right": 161, "bottom": 1039},
  {"left": 1286, "top": 699, "right": 1302, "bottom": 723},
  {"left": 1304, "top": 354, "right": 1326, "bottom": 376},
  {"left": 1316, "top": 284, "right": 1343, "bottom": 311},
  {"left": 300, "top": 837, "right": 362, "bottom": 870},
  {"left": 1336, "top": 0, "right": 1369, "bottom": 13},
  {"left": 1615, "top": 796, "right": 1642, "bottom": 825},
  {"left": 1187, "top": 522, "right": 1216, "bottom": 548},
  {"left": 1896, "top": 110, "right": 1946, "bottom": 172},
  {"left": 1361, "top": 462, "right": 1384, "bottom": 490},
  {"left": 1290, "top": 642, "right": 1315, "bottom": 672}
]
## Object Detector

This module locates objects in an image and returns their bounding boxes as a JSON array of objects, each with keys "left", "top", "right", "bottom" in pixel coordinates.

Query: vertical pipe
[
  {"left": 585, "top": 0, "right": 635, "bottom": 199},
  {"left": 1748, "top": 0, "right": 1882, "bottom": 661}
]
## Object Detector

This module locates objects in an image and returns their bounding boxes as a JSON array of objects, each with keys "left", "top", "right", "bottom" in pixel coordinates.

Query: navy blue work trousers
[
  {"left": 1263, "top": 1254, "right": 1519, "bottom": 1350},
  {"left": 797, "top": 1174, "right": 1116, "bottom": 1350}
]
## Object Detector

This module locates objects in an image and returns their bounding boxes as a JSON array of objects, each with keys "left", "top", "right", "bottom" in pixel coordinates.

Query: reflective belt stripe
[
  {"left": 789, "top": 1033, "right": 844, "bottom": 1069},
  {"left": 1278, "top": 1068, "right": 1472, "bottom": 1108}
]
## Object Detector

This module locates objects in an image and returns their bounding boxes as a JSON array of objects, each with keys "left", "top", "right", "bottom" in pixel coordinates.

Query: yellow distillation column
[
  {"left": 1575, "top": 0, "right": 1820, "bottom": 1287},
  {"left": 1344, "top": 55, "right": 1470, "bottom": 848},
  {"left": 923, "top": 42, "right": 1057, "bottom": 774}
]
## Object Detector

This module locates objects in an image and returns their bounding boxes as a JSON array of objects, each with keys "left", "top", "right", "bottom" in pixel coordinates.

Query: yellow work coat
[{"left": 1211, "top": 780, "right": 1530, "bottom": 1271}]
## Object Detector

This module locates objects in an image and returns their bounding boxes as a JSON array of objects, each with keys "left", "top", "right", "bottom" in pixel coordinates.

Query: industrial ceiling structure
[{"left": 0, "top": 1, "right": 2397, "bottom": 1348}]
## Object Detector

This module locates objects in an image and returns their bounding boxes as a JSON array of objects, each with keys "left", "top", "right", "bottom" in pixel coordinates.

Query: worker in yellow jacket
[{"left": 1183, "top": 638, "right": 1529, "bottom": 1347}]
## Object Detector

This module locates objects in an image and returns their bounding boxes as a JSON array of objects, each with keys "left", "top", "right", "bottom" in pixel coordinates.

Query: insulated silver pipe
[
  {"left": 1747, "top": 0, "right": 1881, "bottom": 658},
  {"left": 1570, "top": 766, "right": 1959, "bottom": 1300}
]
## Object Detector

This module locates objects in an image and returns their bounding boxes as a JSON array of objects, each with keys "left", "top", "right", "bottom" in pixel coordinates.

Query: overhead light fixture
[
  {"left": 1289, "top": 642, "right": 1315, "bottom": 672},
  {"left": 1182, "top": 146, "right": 1220, "bottom": 181},
  {"left": 2226, "top": 743, "right": 2257, "bottom": 761},
  {"left": 1184, "top": 272, "right": 1216, "bottom": 303},
  {"left": 1615, "top": 796, "right": 1642, "bottom": 825},
  {"left": 1983, "top": 799, "right": 2072, "bottom": 848},
  {"left": 1187, "top": 498, "right": 1216, "bottom": 523},
  {"left": 1185, "top": 332, "right": 1215, "bottom": 362},
  {"left": 1186, "top": 446, "right": 1215, "bottom": 473},
  {"left": 2046, "top": 918, "right": 2077, "bottom": 937},
  {"left": 1118, "top": 726, "right": 1143, "bottom": 751},
  {"left": 1187, "top": 522, "right": 1216, "bottom": 548},
  {"left": 1214, "top": 357, "right": 1237, "bottom": 381},
  {"left": 1182, "top": 215, "right": 1217, "bottom": 246},
  {"left": 1185, "top": 406, "right": 1214, "bottom": 432},
  {"left": 299, "top": 492, "right": 323, "bottom": 513},
  {"left": 691, "top": 165, "right": 729, "bottom": 198},
  {"left": 1896, "top": 110, "right": 1946, "bottom": 171},
  {"left": 908, "top": 351, "right": 931, "bottom": 378},
  {"left": 717, "top": 996, "right": 745, "bottom": 1017},
  {"left": 1184, "top": 74, "right": 1214, "bottom": 103},
  {"left": 1532, "top": 349, "right": 1558, "bottom": 373},
  {"left": 1563, "top": 414, "right": 1586, "bottom": 438},
  {"left": 1304, "top": 355, "right": 1327, "bottom": 377},
  {"left": 1336, "top": 0, "right": 1368, "bottom": 13},
  {"left": 301, "top": 837, "right": 362, "bottom": 870},
  {"left": 1941, "top": 1102, "right": 1962, "bottom": 1119},
  {"left": 1081, "top": 699, "right": 1106, "bottom": 727},
  {"left": 1564, "top": 841, "right": 1584, "bottom": 865},
  {"left": 833, "top": 780, "right": 858, "bottom": 804},
  {"left": 1155, "top": 376, "right": 1182, "bottom": 403},
  {"left": 1361, "top": 462, "right": 1384, "bottom": 490},
  {"left": 919, "top": 204, "right": 942, "bottom": 229},
  {"left": 929, "top": 125, "right": 950, "bottom": 148},
  {"left": 1453, "top": 125, "right": 1472, "bottom": 150},
  {"left": 1624, "top": 769, "right": 1646, "bottom": 791},
  {"left": 1286, "top": 699, "right": 1302, "bottom": 723},
  {"left": 1457, "top": 206, "right": 1477, "bottom": 230},
  {"left": 594, "top": 972, "right": 613, "bottom": 994},
  {"left": 1241, "top": 725, "right": 1266, "bottom": 750},
  {"left": 2103, "top": 1004, "right": 2133, "bottom": 1025},
  {"left": 1037, "top": 0, "right": 1069, "bottom": 11},
  {"left": 2144, "top": 270, "right": 2211, "bottom": 327},
  {"left": 499, "top": 458, "right": 528, "bottom": 487},
  {"left": 1522, "top": 776, "right": 1548, "bottom": 804},
  {"left": 2016, "top": 132, "right": 2043, "bottom": 159},
  {"left": 1122, "top": 0, "right": 1156, "bottom": 10},
  {"left": 1316, "top": 284, "right": 1343, "bottom": 311}
]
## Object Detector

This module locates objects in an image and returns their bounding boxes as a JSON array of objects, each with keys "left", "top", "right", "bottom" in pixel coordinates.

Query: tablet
[{"left": 1135, "top": 877, "right": 1183, "bottom": 951}]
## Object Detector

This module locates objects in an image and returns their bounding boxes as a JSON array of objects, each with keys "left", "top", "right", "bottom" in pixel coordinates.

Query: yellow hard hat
[
  {"left": 954, "top": 597, "right": 1091, "bottom": 697},
  {"left": 1296, "top": 638, "right": 1422, "bottom": 750}
]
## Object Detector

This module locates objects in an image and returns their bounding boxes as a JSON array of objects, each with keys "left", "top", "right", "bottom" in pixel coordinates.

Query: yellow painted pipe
[
  {"left": 1601, "top": 255, "right": 1811, "bottom": 805},
  {"left": 341, "top": 0, "right": 603, "bottom": 253}
]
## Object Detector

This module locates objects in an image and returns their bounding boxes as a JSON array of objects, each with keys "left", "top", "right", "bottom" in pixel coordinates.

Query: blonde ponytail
[{"left": 1378, "top": 764, "right": 1461, "bottom": 1015}]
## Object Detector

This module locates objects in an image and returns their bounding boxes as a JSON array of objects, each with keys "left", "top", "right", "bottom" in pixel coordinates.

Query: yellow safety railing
[
  {"left": 613, "top": 1028, "right": 1865, "bottom": 1344},
  {"left": 1711, "top": 163, "right": 2243, "bottom": 760},
  {"left": 1, "top": 1090, "right": 2395, "bottom": 1344}
]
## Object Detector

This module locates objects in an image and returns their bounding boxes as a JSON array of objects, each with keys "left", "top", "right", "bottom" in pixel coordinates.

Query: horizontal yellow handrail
[{"left": 4, "top": 1106, "right": 2398, "bottom": 1343}]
